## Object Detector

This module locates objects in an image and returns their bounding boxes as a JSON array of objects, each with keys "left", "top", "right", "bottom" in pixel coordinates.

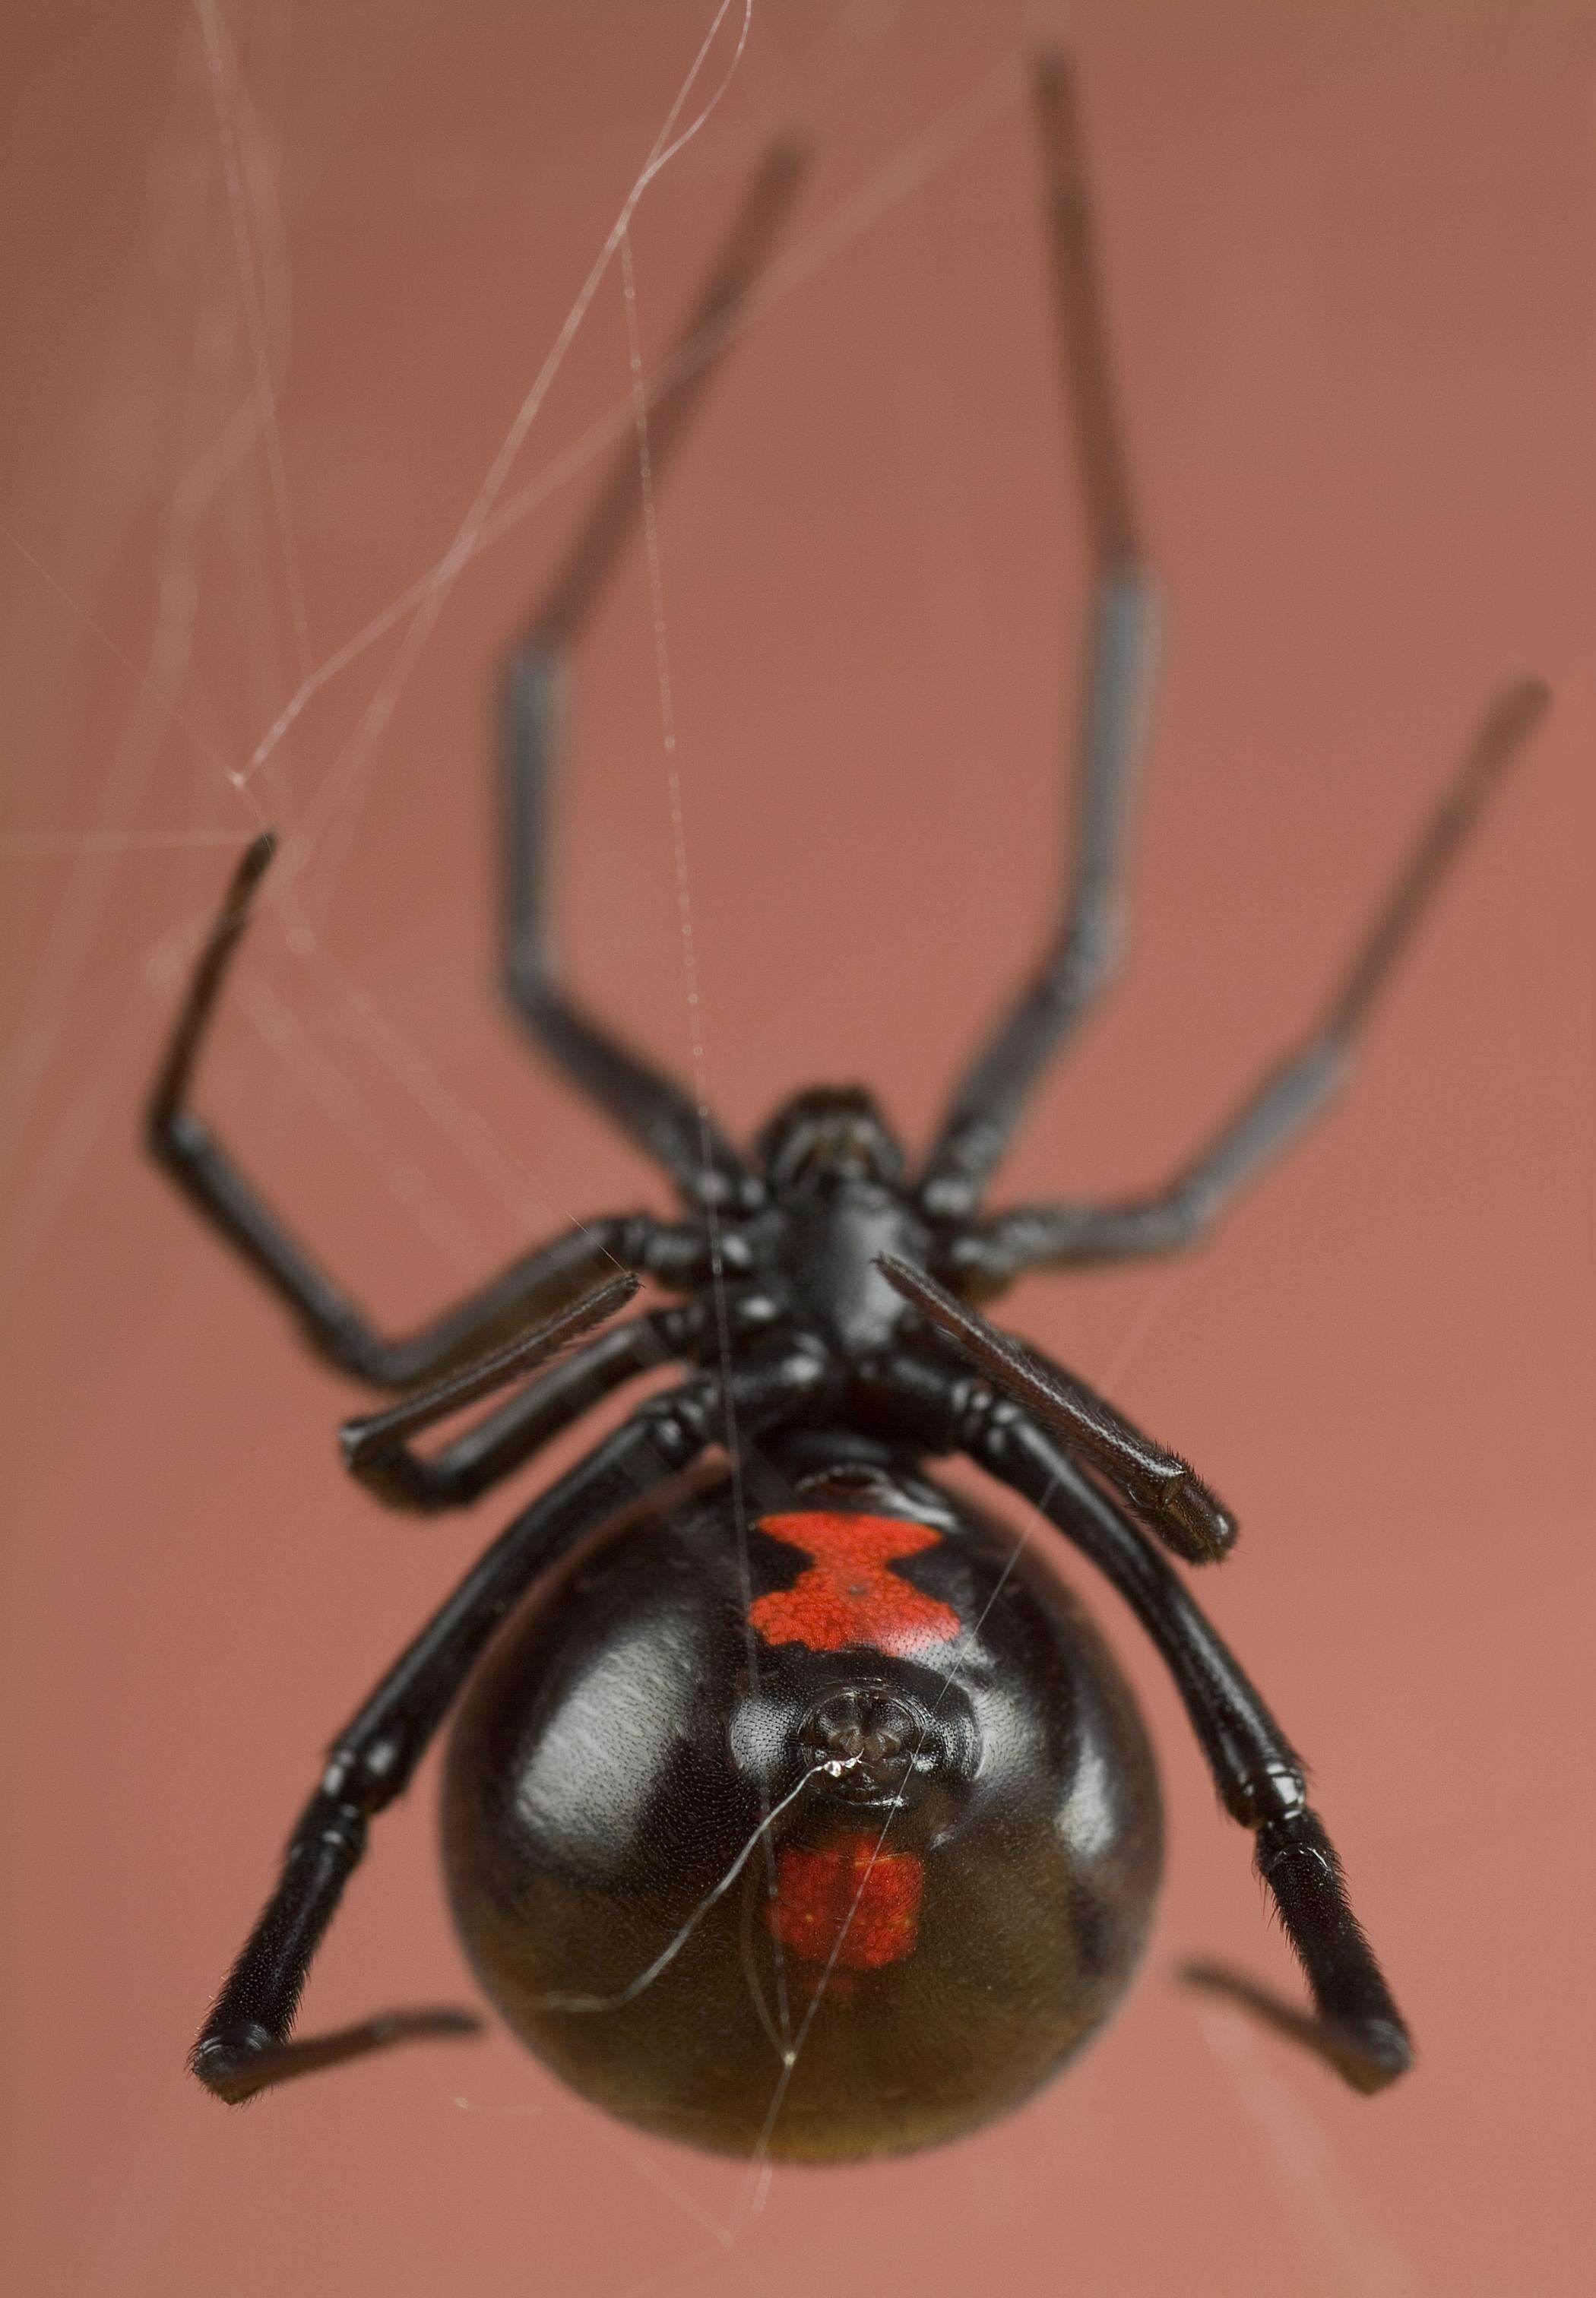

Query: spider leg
[
  {"left": 340, "top": 1291, "right": 708, "bottom": 1514},
  {"left": 894, "top": 1371, "right": 1411, "bottom": 2091},
  {"left": 1176, "top": 1960, "right": 1411, "bottom": 2091},
  {"left": 920, "top": 52, "right": 1160, "bottom": 1219},
  {"left": 503, "top": 142, "right": 807, "bottom": 1213},
  {"left": 191, "top": 1347, "right": 824, "bottom": 2102},
  {"left": 146, "top": 837, "right": 708, "bottom": 1388},
  {"left": 876, "top": 1252, "right": 1236, "bottom": 1562},
  {"left": 958, "top": 676, "right": 1549, "bottom": 1285}
]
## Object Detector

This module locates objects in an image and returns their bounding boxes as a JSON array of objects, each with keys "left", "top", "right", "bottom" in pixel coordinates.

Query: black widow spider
[{"left": 150, "top": 58, "right": 1546, "bottom": 2158}]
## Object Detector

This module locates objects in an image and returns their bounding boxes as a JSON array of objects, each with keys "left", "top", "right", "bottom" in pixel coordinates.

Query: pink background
[{"left": 2, "top": 5, "right": 1591, "bottom": 2293}]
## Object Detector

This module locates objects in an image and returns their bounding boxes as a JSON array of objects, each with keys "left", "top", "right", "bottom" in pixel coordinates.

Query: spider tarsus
[
  {"left": 877, "top": 1251, "right": 1240, "bottom": 1565},
  {"left": 1031, "top": 47, "right": 1070, "bottom": 112},
  {"left": 230, "top": 828, "right": 278, "bottom": 911},
  {"left": 1163, "top": 1476, "right": 1237, "bottom": 1565},
  {"left": 553, "top": 1268, "right": 641, "bottom": 1338},
  {"left": 1483, "top": 673, "right": 1550, "bottom": 756},
  {"left": 191, "top": 2007, "right": 483, "bottom": 2104},
  {"left": 189, "top": 2023, "right": 277, "bottom": 2105},
  {"left": 1180, "top": 1962, "right": 1413, "bottom": 2094},
  {"left": 758, "top": 137, "right": 810, "bottom": 191},
  {"left": 1446, "top": 676, "right": 1549, "bottom": 821}
]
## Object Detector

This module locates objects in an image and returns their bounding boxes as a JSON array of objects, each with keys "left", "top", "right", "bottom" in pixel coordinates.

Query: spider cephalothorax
[
  {"left": 150, "top": 54, "right": 1544, "bottom": 2146},
  {"left": 734, "top": 1085, "right": 928, "bottom": 1359},
  {"left": 753, "top": 1084, "right": 907, "bottom": 1192}
]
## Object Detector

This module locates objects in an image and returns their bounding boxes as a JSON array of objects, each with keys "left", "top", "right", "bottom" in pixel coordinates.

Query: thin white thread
[
  {"left": 617, "top": 214, "right": 794, "bottom": 2058},
  {"left": 238, "top": 975, "right": 493, "bottom": 1274},
  {"left": 304, "top": 939, "right": 624, "bottom": 1239},
  {"left": 196, "top": 0, "right": 315, "bottom": 685},
  {"left": 589, "top": 2119, "right": 738, "bottom": 2253},
  {"left": 736, "top": 1479, "right": 1043, "bottom": 2216},
  {"left": 0, "top": 519, "right": 235, "bottom": 779},
  {"left": 281, "top": 0, "right": 754, "bottom": 925},
  {"left": 235, "top": 55, "right": 1021, "bottom": 790},
  {"left": 0, "top": 327, "right": 269, "bottom": 1145},
  {"left": 2, "top": 831, "right": 247, "bottom": 856},
  {"left": 730, "top": 1241, "right": 1205, "bottom": 2189},
  {"left": 537, "top": 1761, "right": 840, "bottom": 2013}
]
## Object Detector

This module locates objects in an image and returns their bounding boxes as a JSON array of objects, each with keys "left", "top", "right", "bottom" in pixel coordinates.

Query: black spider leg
[
  {"left": 919, "top": 52, "right": 1161, "bottom": 1220},
  {"left": 874, "top": 1354, "right": 1410, "bottom": 2092},
  {"left": 191, "top": 1345, "right": 825, "bottom": 2101},
  {"left": 146, "top": 836, "right": 710, "bottom": 1388},
  {"left": 1176, "top": 1958, "right": 1410, "bottom": 2082},
  {"left": 876, "top": 1252, "right": 1235, "bottom": 1563},
  {"left": 958, "top": 676, "right": 1550, "bottom": 1287},
  {"left": 340, "top": 1287, "right": 711, "bottom": 1515},
  {"left": 503, "top": 141, "right": 807, "bottom": 1214}
]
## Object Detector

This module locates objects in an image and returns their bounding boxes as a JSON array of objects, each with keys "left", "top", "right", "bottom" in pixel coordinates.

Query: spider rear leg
[
  {"left": 1181, "top": 1951, "right": 1408, "bottom": 2094},
  {"left": 192, "top": 1363, "right": 812, "bottom": 2100},
  {"left": 974, "top": 1399, "right": 1409, "bottom": 2088},
  {"left": 881, "top": 1358, "right": 1411, "bottom": 2091}
]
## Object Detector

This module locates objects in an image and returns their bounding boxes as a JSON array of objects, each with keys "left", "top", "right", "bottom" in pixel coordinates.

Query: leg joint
[
  {"left": 191, "top": 2024, "right": 277, "bottom": 2102},
  {"left": 146, "top": 1106, "right": 206, "bottom": 1164},
  {"left": 317, "top": 1736, "right": 408, "bottom": 1823},
  {"left": 633, "top": 1380, "right": 721, "bottom": 1466},
  {"left": 1230, "top": 1761, "right": 1309, "bottom": 1830}
]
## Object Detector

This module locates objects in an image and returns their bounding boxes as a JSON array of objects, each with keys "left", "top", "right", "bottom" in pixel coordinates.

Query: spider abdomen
[{"left": 441, "top": 1469, "right": 1162, "bottom": 2160}]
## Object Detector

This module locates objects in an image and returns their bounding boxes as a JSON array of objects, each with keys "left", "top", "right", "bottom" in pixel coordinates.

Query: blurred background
[{"left": 2, "top": 4, "right": 1591, "bottom": 2293}]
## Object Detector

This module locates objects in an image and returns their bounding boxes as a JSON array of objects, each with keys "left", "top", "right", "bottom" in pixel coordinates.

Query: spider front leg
[
  {"left": 192, "top": 1349, "right": 823, "bottom": 2101},
  {"left": 918, "top": 53, "right": 1161, "bottom": 1219},
  {"left": 147, "top": 837, "right": 709, "bottom": 1389},
  {"left": 877, "top": 1252, "right": 1236, "bottom": 1562},
  {"left": 501, "top": 142, "right": 806, "bottom": 1214}
]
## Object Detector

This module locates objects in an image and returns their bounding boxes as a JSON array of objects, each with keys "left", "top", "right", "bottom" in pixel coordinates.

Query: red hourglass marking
[{"left": 751, "top": 1511, "right": 961, "bottom": 1656}]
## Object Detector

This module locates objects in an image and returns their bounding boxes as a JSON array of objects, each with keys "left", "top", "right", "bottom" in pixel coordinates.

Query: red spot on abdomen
[
  {"left": 751, "top": 1511, "right": 961, "bottom": 1656},
  {"left": 767, "top": 1834, "right": 924, "bottom": 1970}
]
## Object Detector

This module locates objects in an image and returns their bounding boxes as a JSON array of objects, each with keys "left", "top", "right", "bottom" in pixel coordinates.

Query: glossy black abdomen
[{"left": 441, "top": 1461, "right": 1161, "bottom": 2160}]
